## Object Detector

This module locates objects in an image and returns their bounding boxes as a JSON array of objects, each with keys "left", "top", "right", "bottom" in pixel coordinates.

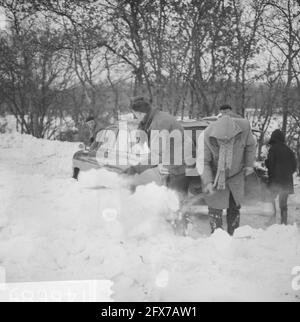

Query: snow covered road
[{"left": 0, "top": 133, "right": 299, "bottom": 301}]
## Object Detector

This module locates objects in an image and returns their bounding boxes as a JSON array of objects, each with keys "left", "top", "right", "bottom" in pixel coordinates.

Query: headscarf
[{"left": 269, "top": 129, "right": 285, "bottom": 145}]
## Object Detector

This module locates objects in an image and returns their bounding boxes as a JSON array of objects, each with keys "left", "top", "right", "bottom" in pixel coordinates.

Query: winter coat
[
  {"left": 139, "top": 108, "right": 186, "bottom": 176},
  {"left": 89, "top": 122, "right": 104, "bottom": 145},
  {"left": 196, "top": 116, "right": 257, "bottom": 209},
  {"left": 265, "top": 130, "right": 297, "bottom": 194}
]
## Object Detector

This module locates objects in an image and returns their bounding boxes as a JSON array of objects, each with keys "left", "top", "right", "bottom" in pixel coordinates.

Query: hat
[
  {"left": 85, "top": 116, "right": 95, "bottom": 123},
  {"left": 130, "top": 96, "right": 151, "bottom": 114},
  {"left": 219, "top": 104, "right": 232, "bottom": 111},
  {"left": 211, "top": 115, "right": 241, "bottom": 141}
]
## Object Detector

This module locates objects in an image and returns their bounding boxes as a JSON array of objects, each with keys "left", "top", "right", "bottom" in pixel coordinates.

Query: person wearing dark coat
[
  {"left": 265, "top": 129, "right": 297, "bottom": 225},
  {"left": 85, "top": 116, "right": 103, "bottom": 147}
]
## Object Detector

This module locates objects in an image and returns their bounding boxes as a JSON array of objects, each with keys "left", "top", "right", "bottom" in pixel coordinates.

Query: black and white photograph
[{"left": 0, "top": 0, "right": 300, "bottom": 304}]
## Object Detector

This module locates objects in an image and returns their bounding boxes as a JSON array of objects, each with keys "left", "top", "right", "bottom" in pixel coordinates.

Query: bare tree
[
  {"left": 0, "top": 0, "right": 72, "bottom": 138},
  {"left": 251, "top": 63, "right": 282, "bottom": 159},
  {"left": 228, "top": 0, "right": 267, "bottom": 116},
  {"left": 262, "top": 0, "right": 300, "bottom": 136}
]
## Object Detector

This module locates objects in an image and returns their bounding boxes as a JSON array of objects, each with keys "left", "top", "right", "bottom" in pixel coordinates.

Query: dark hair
[
  {"left": 269, "top": 129, "right": 285, "bottom": 145},
  {"left": 219, "top": 104, "right": 232, "bottom": 111},
  {"left": 130, "top": 96, "right": 151, "bottom": 114},
  {"left": 85, "top": 116, "right": 95, "bottom": 123}
]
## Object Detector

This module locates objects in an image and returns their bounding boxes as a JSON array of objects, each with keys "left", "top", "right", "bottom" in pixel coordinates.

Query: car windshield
[
  {"left": 96, "top": 126, "right": 150, "bottom": 156},
  {"left": 96, "top": 128, "right": 118, "bottom": 149}
]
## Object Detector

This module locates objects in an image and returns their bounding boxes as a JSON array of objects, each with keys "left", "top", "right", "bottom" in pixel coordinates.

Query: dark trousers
[
  {"left": 209, "top": 193, "right": 241, "bottom": 236},
  {"left": 279, "top": 192, "right": 289, "bottom": 225},
  {"left": 167, "top": 174, "right": 189, "bottom": 195}
]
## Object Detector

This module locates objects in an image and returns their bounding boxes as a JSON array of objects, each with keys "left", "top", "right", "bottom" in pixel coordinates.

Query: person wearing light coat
[{"left": 196, "top": 105, "right": 256, "bottom": 235}]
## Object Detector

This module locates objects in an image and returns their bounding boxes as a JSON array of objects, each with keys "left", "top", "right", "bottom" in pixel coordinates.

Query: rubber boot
[
  {"left": 281, "top": 209, "right": 288, "bottom": 225},
  {"left": 227, "top": 209, "right": 240, "bottom": 236},
  {"left": 209, "top": 209, "right": 223, "bottom": 234},
  {"left": 226, "top": 193, "right": 241, "bottom": 236},
  {"left": 72, "top": 167, "right": 80, "bottom": 180}
]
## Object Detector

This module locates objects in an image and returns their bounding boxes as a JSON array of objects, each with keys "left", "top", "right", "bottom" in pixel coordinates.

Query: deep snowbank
[{"left": 0, "top": 132, "right": 299, "bottom": 302}]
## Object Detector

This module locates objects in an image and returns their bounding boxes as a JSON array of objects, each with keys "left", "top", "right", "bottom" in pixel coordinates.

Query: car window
[
  {"left": 95, "top": 125, "right": 151, "bottom": 156},
  {"left": 117, "top": 129, "right": 130, "bottom": 152},
  {"left": 90, "top": 141, "right": 100, "bottom": 151},
  {"left": 96, "top": 130, "right": 106, "bottom": 143},
  {"left": 130, "top": 141, "right": 150, "bottom": 155},
  {"left": 97, "top": 128, "right": 118, "bottom": 150}
]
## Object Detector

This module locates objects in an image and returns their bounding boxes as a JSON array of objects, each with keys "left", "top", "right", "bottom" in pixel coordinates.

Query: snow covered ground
[{"left": 0, "top": 132, "right": 299, "bottom": 302}]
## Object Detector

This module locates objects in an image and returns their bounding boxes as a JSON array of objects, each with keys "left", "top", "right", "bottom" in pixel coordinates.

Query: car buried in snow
[
  {"left": 72, "top": 117, "right": 267, "bottom": 200},
  {"left": 72, "top": 118, "right": 211, "bottom": 195}
]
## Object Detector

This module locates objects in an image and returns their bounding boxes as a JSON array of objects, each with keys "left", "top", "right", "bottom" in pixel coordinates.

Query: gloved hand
[
  {"left": 204, "top": 183, "right": 215, "bottom": 195},
  {"left": 244, "top": 167, "right": 255, "bottom": 176}
]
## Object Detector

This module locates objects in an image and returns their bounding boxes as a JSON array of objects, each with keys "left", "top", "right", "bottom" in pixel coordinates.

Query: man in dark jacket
[
  {"left": 265, "top": 129, "right": 297, "bottom": 225},
  {"left": 128, "top": 96, "right": 189, "bottom": 194},
  {"left": 85, "top": 116, "right": 103, "bottom": 147}
]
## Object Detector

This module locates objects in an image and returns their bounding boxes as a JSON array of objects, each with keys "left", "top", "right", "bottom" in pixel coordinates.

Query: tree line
[{"left": 0, "top": 0, "right": 300, "bottom": 149}]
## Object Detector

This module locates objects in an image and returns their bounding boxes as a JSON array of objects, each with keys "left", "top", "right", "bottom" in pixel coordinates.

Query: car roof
[
  {"left": 202, "top": 116, "right": 220, "bottom": 121},
  {"left": 104, "top": 118, "right": 261, "bottom": 134},
  {"left": 180, "top": 119, "right": 213, "bottom": 129}
]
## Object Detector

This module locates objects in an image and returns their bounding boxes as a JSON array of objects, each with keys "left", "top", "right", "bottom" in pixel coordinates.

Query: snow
[
  {"left": 0, "top": 115, "right": 16, "bottom": 133},
  {"left": 0, "top": 132, "right": 300, "bottom": 302},
  {"left": 0, "top": 115, "right": 78, "bottom": 139}
]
